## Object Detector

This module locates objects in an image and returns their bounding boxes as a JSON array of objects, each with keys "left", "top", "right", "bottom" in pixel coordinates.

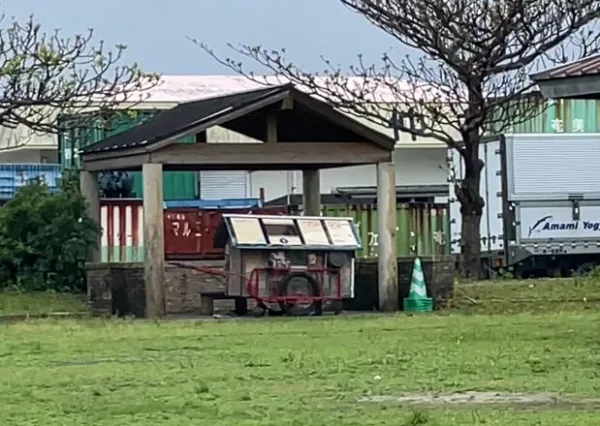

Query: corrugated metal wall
[
  {"left": 101, "top": 201, "right": 144, "bottom": 262},
  {"left": 323, "top": 203, "right": 449, "bottom": 258},
  {"left": 507, "top": 134, "right": 600, "bottom": 197},
  {"left": 199, "top": 170, "right": 250, "bottom": 199},
  {"left": 511, "top": 99, "right": 600, "bottom": 133}
]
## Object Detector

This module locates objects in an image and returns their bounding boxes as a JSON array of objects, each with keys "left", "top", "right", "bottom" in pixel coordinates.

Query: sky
[{"left": 2, "top": 0, "right": 411, "bottom": 76}]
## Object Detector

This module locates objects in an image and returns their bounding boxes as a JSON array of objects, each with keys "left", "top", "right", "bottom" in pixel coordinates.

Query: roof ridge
[
  {"left": 531, "top": 53, "right": 600, "bottom": 81},
  {"left": 180, "top": 82, "right": 291, "bottom": 106}
]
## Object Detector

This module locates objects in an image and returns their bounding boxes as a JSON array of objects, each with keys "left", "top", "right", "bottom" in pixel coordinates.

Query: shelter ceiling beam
[
  {"left": 80, "top": 141, "right": 393, "bottom": 172},
  {"left": 151, "top": 142, "right": 391, "bottom": 167},
  {"left": 81, "top": 153, "right": 150, "bottom": 172}
]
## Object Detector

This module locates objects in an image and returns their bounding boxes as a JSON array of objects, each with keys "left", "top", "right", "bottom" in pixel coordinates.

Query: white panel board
[{"left": 518, "top": 204, "right": 600, "bottom": 242}]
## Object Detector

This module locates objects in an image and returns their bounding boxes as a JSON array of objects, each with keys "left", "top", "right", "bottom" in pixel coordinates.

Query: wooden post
[
  {"left": 377, "top": 161, "right": 398, "bottom": 311},
  {"left": 79, "top": 170, "right": 101, "bottom": 263},
  {"left": 142, "top": 163, "right": 166, "bottom": 318},
  {"left": 266, "top": 112, "right": 277, "bottom": 143},
  {"left": 302, "top": 169, "right": 320, "bottom": 216}
]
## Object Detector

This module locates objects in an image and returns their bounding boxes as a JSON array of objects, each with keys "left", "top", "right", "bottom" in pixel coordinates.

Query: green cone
[{"left": 403, "top": 257, "right": 433, "bottom": 313}]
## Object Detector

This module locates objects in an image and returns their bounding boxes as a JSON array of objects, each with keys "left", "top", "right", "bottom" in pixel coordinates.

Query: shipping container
[
  {"left": 99, "top": 200, "right": 287, "bottom": 262},
  {"left": 101, "top": 199, "right": 144, "bottom": 262},
  {"left": 163, "top": 206, "right": 287, "bottom": 260},
  {"left": 99, "top": 201, "right": 449, "bottom": 262},
  {"left": 164, "top": 199, "right": 261, "bottom": 209},
  {"left": 58, "top": 110, "right": 198, "bottom": 200},
  {"left": 322, "top": 203, "right": 449, "bottom": 258},
  {"left": 507, "top": 98, "right": 600, "bottom": 134},
  {"left": 0, "top": 164, "right": 62, "bottom": 199}
]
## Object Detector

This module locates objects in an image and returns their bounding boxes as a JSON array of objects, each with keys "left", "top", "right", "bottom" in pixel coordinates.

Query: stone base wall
[
  {"left": 345, "top": 256, "right": 455, "bottom": 311},
  {"left": 86, "top": 256, "right": 455, "bottom": 317},
  {"left": 87, "top": 261, "right": 226, "bottom": 316}
]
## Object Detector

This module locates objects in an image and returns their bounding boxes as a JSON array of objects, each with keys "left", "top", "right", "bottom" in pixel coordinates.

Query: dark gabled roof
[
  {"left": 82, "top": 84, "right": 291, "bottom": 154},
  {"left": 531, "top": 54, "right": 600, "bottom": 82},
  {"left": 81, "top": 83, "right": 397, "bottom": 155}
]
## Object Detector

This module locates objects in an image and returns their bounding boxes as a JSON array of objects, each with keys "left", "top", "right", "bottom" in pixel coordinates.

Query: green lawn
[
  {"left": 0, "top": 291, "right": 87, "bottom": 316},
  {"left": 450, "top": 276, "right": 600, "bottom": 314},
  {"left": 0, "top": 279, "right": 599, "bottom": 425}
]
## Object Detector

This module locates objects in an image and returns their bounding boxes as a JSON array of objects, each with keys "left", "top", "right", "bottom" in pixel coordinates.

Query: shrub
[
  {"left": 99, "top": 171, "right": 135, "bottom": 198},
  {"left": 0, "top": 170, "right": 98, "bottom": 292}
]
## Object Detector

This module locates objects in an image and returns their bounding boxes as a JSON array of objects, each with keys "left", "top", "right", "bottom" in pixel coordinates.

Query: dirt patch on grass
[{"left": 358, "top": 391, "right": 600, "bottom": 410}]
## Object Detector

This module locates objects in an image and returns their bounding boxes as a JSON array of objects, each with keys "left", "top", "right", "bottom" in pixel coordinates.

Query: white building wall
[
  {"left": 0, "top": 122, "right": 58, "bottom": 163},
  {"left": 248, "top": 147, "right": 448, "bottom": 201},
  {"left": 0, "top": 148, "right": 58, "bottom": 164},
  {"left": 350, "top": 108, "right": 451, "bottom": 149}
]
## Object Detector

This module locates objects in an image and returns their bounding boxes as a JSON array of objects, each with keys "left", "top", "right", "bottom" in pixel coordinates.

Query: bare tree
[
  {"left": 0, "top": 13, "right": 158, "bottom": 151},
  {"left": 194, "top": 0, "right": 600, "bottom": 277}
]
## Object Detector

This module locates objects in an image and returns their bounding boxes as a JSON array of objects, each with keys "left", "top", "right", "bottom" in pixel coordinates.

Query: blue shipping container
[
  {"left": 0, "top": 164, "right": 62, "bottom": 200},
  {"left": 163, "top": 198, "right": 262, "bottom": 209}
]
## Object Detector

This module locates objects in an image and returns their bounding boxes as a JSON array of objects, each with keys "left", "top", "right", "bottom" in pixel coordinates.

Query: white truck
[{"left": 449, "top": 133, "right": 600, "bottom": 277}]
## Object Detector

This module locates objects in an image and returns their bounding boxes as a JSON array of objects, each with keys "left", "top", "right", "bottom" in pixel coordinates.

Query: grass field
[
  {"left": 0, "top": 291, "right": 87, "bottom": 316},
  {"left": 1, "top": 279, "right": 599, "bottom": 425}
]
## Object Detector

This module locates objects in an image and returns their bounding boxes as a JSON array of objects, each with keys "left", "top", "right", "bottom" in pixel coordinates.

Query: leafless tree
[
  {"left": 193, "top": 0, "right": 600, "bottom": 277},
  {"left": 0, "top": 13, "right": 159, "bottom": 151}
]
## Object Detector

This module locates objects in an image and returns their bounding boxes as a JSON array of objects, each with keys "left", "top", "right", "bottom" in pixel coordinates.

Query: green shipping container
[
  {"left": 322, "top": 203, "right": 449, "bottom": 258},
  {"left": 58, "top": 110, "right": 197, "bottom": 201},
  {"left": 507, "top": 98, "right": 600, "bottom": 133}
]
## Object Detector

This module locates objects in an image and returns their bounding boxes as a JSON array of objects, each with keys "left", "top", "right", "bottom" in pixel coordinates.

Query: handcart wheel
[
  {"left": 331, "top": 300, "right": 343, "bottom": 315},
  {"left": 278, "top": 272, "right": 320, "bottom": 316},
  {"left": 257, "top": 301, "right": 286, "bottom": 316}
]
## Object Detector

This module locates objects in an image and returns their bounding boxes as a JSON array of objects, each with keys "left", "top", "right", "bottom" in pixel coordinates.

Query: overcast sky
[{"left": 3, "top": 0, "right": 412, "bottom": 76}]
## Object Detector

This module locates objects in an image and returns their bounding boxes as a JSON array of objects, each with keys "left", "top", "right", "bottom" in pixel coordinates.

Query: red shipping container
[
  {"left": 2, "top": 197, "right": 291, "bottom": 262},
  {"left": 163, "top": 206, "right": 287, "bottom": 260},
  {"left": 163, "top": 209, "right": 205, "bottom": 260}
]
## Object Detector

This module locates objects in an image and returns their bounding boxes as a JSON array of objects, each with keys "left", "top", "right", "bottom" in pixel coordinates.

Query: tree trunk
[
  {"left": 460, "top": 205, "right": 483, "bottom": 278},
  {"left": 455, "top": 135, "right": 485, "bottom": 279}
]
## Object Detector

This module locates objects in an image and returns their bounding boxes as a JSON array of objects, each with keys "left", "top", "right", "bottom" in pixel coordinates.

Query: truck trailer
[{"left": 449, "top": 133, "right": 600, "bottom": 277}]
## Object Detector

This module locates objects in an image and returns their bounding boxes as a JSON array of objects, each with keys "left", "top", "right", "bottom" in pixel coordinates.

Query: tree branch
[
  {"left": 193, "top": 0, "right": 600, "bottom": 168},
  {"left": 0, "top": 13, "right": 159, "bottom": 151}
]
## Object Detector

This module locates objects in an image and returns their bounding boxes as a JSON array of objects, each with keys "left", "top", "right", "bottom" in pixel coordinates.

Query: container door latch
[{"left": 569, "top": 194, "right": 583, "bottom": 221}]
